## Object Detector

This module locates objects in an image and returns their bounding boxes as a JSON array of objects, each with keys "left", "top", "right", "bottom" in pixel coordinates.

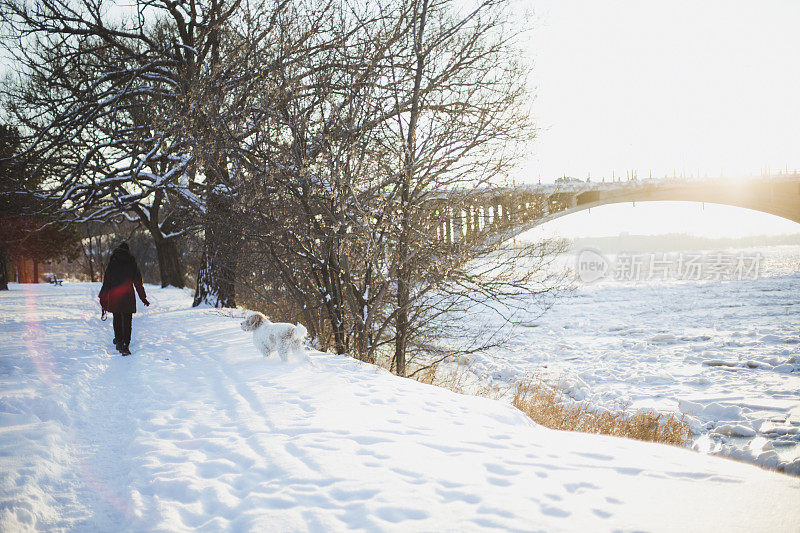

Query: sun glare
[{"left": 520, "top": 0, "right": 800, "bottom": 183}]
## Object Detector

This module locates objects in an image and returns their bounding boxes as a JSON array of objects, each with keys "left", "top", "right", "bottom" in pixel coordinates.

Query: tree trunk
[
  {"left": 82, "top": 229, "right": 96, "bottom": 282},
  {"left": 0, "top": 244, "right": 8, "bottom": 290},
  {"left": 87, "top": 255, "right": 96, "bottom": 283},
  {"left": 394, "top": 170, "right": 413, "bottom": 376},
  {"left": 193, "top": 251, "right": 230, "bottom": 307},
  {"left": 193, "top": 238, "right": 237, "bottom": 308},
  {"left": 394, "top": 246, "right": 409, "bottom": 376},
  {"left": 323, "top": 251, "right": 349, "bottom": 355},
  {"left": 193, "top": 192, "right": 238, "bottom": 308},
  {"left": 153, "top": 235, "right": 185, "bottom": 288},
  {"left": 393, "top": 0, "right": 429, "bottom": 377}
]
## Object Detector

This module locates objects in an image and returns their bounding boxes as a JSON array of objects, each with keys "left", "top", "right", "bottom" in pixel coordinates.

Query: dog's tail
[{"left": 292, "top": 323, "right": 308, "bottom": 343}]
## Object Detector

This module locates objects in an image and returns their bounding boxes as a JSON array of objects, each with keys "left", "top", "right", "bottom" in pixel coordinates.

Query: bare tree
[
  {"left": 0, "top": 125, "right": 81, "bottom": 286},
  {"left": 0, "top": 0, "right": 287, "bottom": 299},
  {"left": 235, "top": 0, "right": 413, "bottom": 354},
  {"left": 235, "top": 0, "right": 567, "bottom": 374},
  {"left": 3, "top": 0, "right": 566, "bottom": 371},
  {"left": 371, "top": 0, "right": 554, "bottom": 375}
]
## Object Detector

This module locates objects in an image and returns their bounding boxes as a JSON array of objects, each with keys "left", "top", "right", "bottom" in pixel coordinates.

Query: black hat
[{"left": 118, "top": 242, "right": 129, "bottom": 251}]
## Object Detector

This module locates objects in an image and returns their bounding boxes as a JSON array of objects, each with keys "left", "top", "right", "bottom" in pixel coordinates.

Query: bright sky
[
  {"left": 513, "top": 0, "right": 800, "bottom": 237},
  {"left": 2, "top": 0, "right": 798, "bottom": 238}
]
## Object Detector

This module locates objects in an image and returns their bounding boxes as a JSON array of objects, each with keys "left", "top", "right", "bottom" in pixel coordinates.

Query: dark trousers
[{"left": 113, "top": 312, "right": 133, "bottom": 345}]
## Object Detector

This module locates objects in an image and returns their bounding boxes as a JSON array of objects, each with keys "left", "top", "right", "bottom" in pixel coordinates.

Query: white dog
[{"left": 240, "top": 312, "right": 308, "bottom": 362}]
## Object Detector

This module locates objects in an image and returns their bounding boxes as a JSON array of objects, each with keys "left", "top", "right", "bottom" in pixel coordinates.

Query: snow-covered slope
[
  {"left": 1, "top": 283, "right": 799, "bottom": 531},
  {"left": 463, "top": 245, "right": 800, "bottom": 467}
]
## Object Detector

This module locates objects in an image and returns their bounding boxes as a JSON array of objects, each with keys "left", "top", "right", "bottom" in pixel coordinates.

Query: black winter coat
[{"left": 99, "top": 248, "right": 147, "bottom": 314}]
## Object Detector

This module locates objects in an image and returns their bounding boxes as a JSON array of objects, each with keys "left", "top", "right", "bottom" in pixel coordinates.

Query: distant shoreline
[{"left": 569, "top": 233, "right": 800, "bottom": 254}]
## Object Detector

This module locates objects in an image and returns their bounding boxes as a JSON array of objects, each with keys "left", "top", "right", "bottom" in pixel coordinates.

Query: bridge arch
[
  {"left": 434, "top": 176, "right": 800, "bottom": 244},
  {"left": 534, "top": 195, "right": 799, "bottom": 227},
  {"left": 502, "top": 178, "right": 800, "bottom": 242}
]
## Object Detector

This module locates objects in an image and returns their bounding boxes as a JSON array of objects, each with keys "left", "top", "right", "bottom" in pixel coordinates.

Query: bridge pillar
[
  {"left": 526, "top": 193, "right": 537, "bottom": 221},
  {"left": 453, "top": 208, "right": 463, "bottom": 241}
]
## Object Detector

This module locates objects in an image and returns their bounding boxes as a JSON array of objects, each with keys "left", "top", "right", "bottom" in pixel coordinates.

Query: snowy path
[{"left": 1, "top": 283, "right": 799, "bottom": 531}]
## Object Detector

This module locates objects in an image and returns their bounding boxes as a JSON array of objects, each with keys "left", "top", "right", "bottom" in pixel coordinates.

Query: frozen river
[{"left": 465, "top": 243, "right": 800, "bottom": 472}]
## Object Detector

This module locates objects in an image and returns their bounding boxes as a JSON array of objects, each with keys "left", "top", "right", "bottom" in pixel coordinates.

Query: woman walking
[{"left": 99, "top": 243, "right": 149, "bottom": 355}]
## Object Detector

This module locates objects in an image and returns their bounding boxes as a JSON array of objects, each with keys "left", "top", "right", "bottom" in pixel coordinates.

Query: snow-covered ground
[
  {"left": 1, "top": 283, "right": 799, "bottom": 531},
  {"left": 464, "top": 244, "right": 800, "bottom": 472}
]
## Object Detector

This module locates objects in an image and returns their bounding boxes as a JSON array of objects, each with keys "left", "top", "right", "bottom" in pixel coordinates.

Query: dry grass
[
  {"left": 410, "top": 361, "right": 509, "bottom": 400},
  {"left": 512, "top": 377, "right": 691, "bottom": 446},
  {"left": 408, "top": 361, "right": 690, "bottom": 447}
]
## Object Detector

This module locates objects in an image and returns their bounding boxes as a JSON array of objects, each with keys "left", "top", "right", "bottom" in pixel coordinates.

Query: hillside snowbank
[{"left": 1, "top": 283, "right": 798, "bottom": 531}]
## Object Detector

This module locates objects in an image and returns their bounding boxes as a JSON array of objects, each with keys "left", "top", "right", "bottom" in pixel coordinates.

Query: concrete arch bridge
[{"left": 430, "top": 174, "right": 800, "bottom": 243}]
